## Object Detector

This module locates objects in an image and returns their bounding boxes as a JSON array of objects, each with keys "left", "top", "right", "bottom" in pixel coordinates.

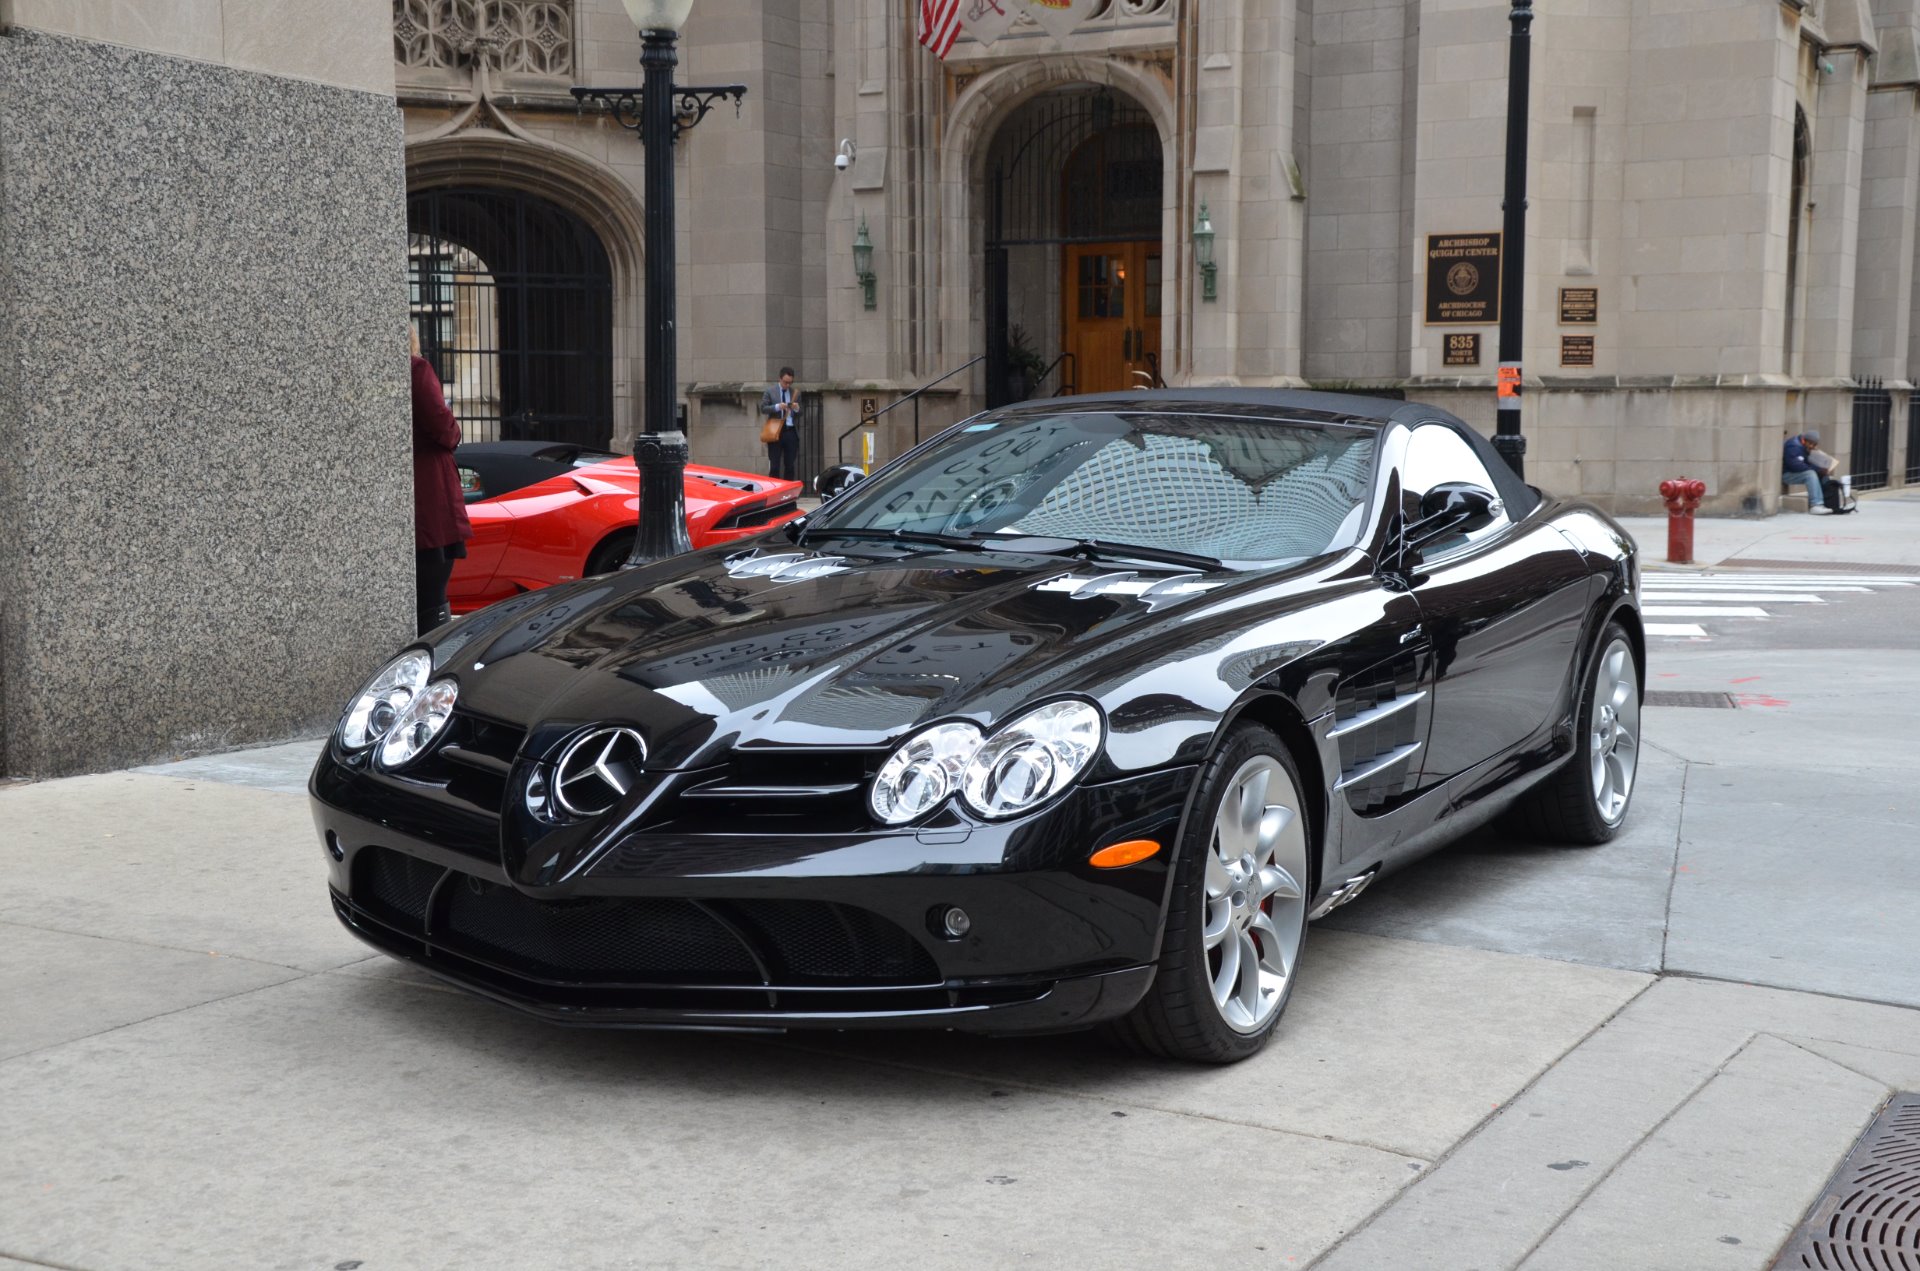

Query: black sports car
[{"left": 313, "top": 390, "right": 1642, "bottom": 1063}]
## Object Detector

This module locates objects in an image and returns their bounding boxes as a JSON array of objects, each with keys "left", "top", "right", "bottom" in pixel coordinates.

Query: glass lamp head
[{"left": 622, "top": 0, "right": 696, "bottom": 32}]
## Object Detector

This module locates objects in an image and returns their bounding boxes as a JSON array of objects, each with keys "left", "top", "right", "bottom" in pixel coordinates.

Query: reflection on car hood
[{"left": 440, "top": 541, "right": 1320, "bottom": 767}]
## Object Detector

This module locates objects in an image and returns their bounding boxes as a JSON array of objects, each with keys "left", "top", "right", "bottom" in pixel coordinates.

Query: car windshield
[{"left": 809, "top": 412, "right": 1377, "bottom": 567}]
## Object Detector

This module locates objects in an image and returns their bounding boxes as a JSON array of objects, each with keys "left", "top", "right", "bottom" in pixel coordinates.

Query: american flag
[{"left": 918, "top": 0, "right": 963, "bottom": 59}]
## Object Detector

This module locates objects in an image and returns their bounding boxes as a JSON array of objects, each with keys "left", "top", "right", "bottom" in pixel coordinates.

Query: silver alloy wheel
[
  {"left": 1589, "top": 637, "right": 1641, "bottom": 824},
  {"left": 1202, "top": 755, "right": 1309, "bottom": 1035}
]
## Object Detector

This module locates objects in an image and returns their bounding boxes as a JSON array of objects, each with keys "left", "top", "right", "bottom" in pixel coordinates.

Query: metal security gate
[
  {"left": 407, "top": 187, "right": 613, "bottom": 448},
  {"left": 1908, "top": 387, "right": 1920, "bottom": 484},
  {"left": 1850, "top": 375, "right": 1892, "bottom": 490}
]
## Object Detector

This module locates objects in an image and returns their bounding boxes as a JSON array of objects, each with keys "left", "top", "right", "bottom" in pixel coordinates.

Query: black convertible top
[
  {"left": 993, "top": 389, "right": 1541, "bottom": 519},
  {"left": 455, "top": 441, "right": 619, "bottom": 502}
]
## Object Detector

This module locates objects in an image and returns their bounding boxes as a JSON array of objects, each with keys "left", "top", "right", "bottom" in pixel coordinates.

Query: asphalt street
[{"left": 3, "top": 493, "right": 1919, "bottom": 1270}]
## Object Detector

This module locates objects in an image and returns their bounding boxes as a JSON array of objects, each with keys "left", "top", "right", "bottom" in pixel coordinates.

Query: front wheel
[
  {"left": 1509, "top": 621, "right": 1642, "bottom": 845},
  {"left": 1106, "top": 725, "right": 1312, "bottom": 1063}
]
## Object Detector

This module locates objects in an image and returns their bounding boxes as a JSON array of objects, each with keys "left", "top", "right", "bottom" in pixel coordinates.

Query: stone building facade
[{"left": 396, "top": 0, "right": 1920, "bottom": 513}]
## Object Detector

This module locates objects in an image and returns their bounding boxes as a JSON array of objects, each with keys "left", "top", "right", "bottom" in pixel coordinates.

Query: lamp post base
[
  {"left": 1492, "top": 430, "right": 1527, "bottom": 482},
  {"left": 627, "top": 430, "right": 693, "bottom": 566}
]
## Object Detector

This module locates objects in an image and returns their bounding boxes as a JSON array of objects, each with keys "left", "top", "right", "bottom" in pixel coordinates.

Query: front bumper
[{"left": 312, "top": 755, "right": 1193, "bottom": 1035}]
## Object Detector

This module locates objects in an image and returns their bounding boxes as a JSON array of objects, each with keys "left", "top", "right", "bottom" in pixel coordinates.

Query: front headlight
[
  {"left": 960, "top": 700, "right": 1103, "bottom": 819},
  {"left": 339, "top": 650, "right": 431, "bottom": 750},
  {"left": 869, "top": 722, "right": 983, "bottom": 825},
  {"left": 867, "top": 700, "right": 1104, "bottom": 825},
  {"left": 376, "top": 677, "right": 459, "bottom": 769}
]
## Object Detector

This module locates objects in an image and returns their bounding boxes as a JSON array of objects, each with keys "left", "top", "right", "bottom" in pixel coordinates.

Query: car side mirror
[
  {"left": 816, "top": 464, "right": 867, "bottom": 501},
  {"left": 1406, "top": 482, "right": 1502, "bottom": 548}
]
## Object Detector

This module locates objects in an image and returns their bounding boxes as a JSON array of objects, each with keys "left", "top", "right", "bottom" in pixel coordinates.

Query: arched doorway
[
  {"left": 983, "top": 86, "right": 1164, "bottom": 404},
  {"left": 407, "top": 186, "right": 613, "bottom": 447}
]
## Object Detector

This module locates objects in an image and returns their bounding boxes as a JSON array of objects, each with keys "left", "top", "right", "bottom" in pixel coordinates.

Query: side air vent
[{"left": 1332, "top": 659, "right": 1424, "bottom": 812}]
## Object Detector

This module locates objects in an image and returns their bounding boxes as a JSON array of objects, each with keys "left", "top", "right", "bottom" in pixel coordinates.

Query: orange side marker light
[{"left": 1089, "top": 839, "right": 1162, "bottom": 869}]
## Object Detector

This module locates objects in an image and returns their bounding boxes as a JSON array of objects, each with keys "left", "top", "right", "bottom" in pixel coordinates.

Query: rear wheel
[
  {"left": 584, "top": 532, "right": 634, "bottom": 577},
  {"left": 1509, "top": 622, "right": 1641, "bottom": 845},
  {"left": 1107, "top": 725, "right": 1311, "bottom": 1063}
]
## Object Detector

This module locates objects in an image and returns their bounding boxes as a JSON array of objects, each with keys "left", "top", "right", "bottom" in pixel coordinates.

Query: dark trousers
[
  {"left": 415, "top": 546, "right": 458, "bottom": 634},
  {"left": 766, "top": 426, "right": 799, "bottom": 481}
]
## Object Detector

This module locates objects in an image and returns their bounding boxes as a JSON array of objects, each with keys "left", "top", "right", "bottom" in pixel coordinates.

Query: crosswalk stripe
[
  {"left": 1643, "top": 605, "right": 1770, "bottom": 617},
  {"left": 1647, "top": 574, "right": 1914, "bottom": 585},
  {"left": 1643, "top": 580, "right": 1870, "bottom": 591},
  {"left": 1644, "top": 622, "right": 1707, "bottom": 637},
  {"left": 1642, "top": 592, "right": 1826, "bottom": 603}
]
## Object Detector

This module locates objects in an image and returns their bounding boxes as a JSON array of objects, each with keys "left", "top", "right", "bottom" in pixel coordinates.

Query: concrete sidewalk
[
  {"left": 4, "top": 501, "right": 1919, "bottom": 1270},
  {"left": 1617, "top": 485, "right": 1920, "bottom": 571}
]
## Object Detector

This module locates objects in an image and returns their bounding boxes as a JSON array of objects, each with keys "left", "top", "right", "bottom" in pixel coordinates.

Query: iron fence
[
  {"left": 1850, "top": 376, "right": 1892, "bottom": 491},
  {"left": 1908, "top": 387, "right": 1920, "bottom": 484}
]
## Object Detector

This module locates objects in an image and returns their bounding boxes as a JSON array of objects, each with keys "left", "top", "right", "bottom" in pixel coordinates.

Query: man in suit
[{"left": 761, "top": 366, "right": 800, "bottom": 480}]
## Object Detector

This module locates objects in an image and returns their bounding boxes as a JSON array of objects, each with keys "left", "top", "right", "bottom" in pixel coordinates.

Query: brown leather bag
[{"left": 760, "top": 416, "right": 784, "bottom": 445}]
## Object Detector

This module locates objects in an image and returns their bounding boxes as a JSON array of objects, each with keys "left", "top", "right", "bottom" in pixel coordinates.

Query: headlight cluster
[
  {"left": 337, "top": 650, "right": 459, "bottom": 769},
  {"left": 869, "top": 700, "right": 1103, "bottom": 825}
]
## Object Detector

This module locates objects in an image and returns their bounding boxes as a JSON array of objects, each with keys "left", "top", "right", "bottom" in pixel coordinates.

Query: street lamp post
[
  {"left": 572, "top": 0, "right": 746, "bottom": 566},
  {"left": 1493, "top": 0, "right": 1533, "bottom": 481}
]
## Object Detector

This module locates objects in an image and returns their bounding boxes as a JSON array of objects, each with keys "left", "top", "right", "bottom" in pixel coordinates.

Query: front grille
[
  {"left": 348, "top": 846, "right": 940, "bottom": 990},
  {"left": 443, "top": 883, "right": 760, "bottom": 982},
  {"left": 412, "top": 710, "right": 526, "bottom": 815},
  {"left": 671, "top": 747, "right": 884, "bottom": 828}
]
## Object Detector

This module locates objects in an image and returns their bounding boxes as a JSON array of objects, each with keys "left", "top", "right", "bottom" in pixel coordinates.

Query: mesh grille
[
  {"left": 441, "top": 883, "right": 757, "bottom": 981},
  {"left": 729, "top": 900, "right": 940, "bottom": 983},
  {"left": 354, "top": 847, "right": 444, "bottom": 930}
]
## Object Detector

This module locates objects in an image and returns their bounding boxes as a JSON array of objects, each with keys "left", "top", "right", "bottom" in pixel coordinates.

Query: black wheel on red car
[
  {"left": 1109, "top": 724, "right": 1311, "bottom": 1064},
  {"left": 1508, "top": 620, "right": 1642, "bottom": 846},
  {"left": 585, "top": 532, "right": 634, "bottom": 577}
]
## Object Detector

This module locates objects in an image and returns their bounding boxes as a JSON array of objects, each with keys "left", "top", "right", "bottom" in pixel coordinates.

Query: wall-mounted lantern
[
  {"left": 1193, "top": 201, "right": 1217, "bottom": 303},
  {"left": 853, "top": 214, "right": 876, "bottom": 311}
]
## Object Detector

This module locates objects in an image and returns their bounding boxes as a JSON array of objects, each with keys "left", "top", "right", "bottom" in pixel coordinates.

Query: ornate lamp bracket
[{"left": 570, "top": 84, "right": 747, "bottom": 143}]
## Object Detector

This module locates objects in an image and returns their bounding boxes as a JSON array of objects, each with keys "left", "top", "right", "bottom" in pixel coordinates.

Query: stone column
[{"left": 0, "top": 3, "right": 411, "bottom": 776}]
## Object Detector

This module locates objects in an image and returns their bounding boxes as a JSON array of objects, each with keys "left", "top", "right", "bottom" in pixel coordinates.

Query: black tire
[
  {"left": 584, "top": 532, "right": 635, "bottom": 577},
  {"left": 1508, "top": 620, "right": 1642, "bottom": 846},
  {"left": 1104, "top": 724, "right": 1312, "bottom": 1064}
]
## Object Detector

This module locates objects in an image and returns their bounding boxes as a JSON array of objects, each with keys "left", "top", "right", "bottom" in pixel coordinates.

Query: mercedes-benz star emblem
[{"left": 551, "top": 727, "right": 647, "bottom": 818}]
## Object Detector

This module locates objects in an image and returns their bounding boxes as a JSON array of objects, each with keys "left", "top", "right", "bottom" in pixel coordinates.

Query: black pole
[
  {"left": 628, "top": 27, "right": 692, "bottom": 565},
  {"left": 1493, "top": 0, "right": 1532, "bottom": 481}
]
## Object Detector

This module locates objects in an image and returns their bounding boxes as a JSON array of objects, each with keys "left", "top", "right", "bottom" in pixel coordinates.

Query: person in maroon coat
[{"left": 410, "top": 327, "right": 474, "bottom": 633}]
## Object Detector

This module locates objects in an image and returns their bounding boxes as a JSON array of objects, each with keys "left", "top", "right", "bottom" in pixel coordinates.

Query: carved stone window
[{"left": 395, "top": 0, "right": 573, "bottom": 79}]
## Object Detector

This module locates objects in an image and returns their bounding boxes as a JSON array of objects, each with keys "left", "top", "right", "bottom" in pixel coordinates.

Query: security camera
[{"left": 835, "top": 139, "right": 856, "bottom": 171}]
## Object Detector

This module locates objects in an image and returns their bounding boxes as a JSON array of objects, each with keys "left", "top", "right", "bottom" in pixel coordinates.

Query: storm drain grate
[
  {"left": 1772, "top": 1093, "right": 1920, "bottom": 1269},
  {"left": 1643, "top": 691, "right": 1737, "bottom": 709}
]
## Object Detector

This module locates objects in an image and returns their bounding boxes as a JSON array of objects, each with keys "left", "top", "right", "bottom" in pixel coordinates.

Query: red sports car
[{"left": 450, "top": 441, "right": 804, "bottom": 615}]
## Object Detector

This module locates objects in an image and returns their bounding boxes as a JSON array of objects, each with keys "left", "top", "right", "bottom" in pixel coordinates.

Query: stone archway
[
  {"left": 940, "top": 58, "right": 1179, "bottom": 400},
  {"left": 405, "top": 132, "right": 647, "bottom": 448}
]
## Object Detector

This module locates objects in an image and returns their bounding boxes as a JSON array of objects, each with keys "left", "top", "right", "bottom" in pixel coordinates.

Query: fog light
[{"left": 941, "top": 906, "right": 971, "bottom": 938}]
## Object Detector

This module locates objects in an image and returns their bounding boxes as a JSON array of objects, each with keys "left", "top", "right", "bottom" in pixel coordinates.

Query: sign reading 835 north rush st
[{"left": 1424, "top": 233, "right": 1502, "bottom": 325}]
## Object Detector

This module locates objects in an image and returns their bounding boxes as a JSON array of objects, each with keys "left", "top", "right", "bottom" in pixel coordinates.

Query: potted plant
[{"left": 1006, "top": 324, "right": 1047, "bottom": 403}]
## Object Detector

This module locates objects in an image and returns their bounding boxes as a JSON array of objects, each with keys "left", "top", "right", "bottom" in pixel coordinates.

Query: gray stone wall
[{"left": 0, "top": 30, "right": 413, "bottom": 776}]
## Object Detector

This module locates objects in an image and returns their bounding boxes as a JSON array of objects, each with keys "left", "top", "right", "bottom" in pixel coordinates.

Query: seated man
[{"left": 1782, "top": 428, "right": 1827, "bottom": 514}]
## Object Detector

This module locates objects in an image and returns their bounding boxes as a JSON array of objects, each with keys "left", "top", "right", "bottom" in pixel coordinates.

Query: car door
[{"left": 1400, "top": 425, "right": 1592, "bottom": 787}]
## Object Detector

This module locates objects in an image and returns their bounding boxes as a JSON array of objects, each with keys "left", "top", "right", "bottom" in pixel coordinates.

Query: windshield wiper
[
  {"left": 798, "top": 526, "right": 988, "bottom": 552},
  {"left": 1047, "top": 537, "right": 1222, "bottom": 572}
]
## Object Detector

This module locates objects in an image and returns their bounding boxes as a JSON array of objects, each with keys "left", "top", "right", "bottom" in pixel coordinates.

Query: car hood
[{"left": 435, "top": 539, "right": 1303, "bottom": 768}]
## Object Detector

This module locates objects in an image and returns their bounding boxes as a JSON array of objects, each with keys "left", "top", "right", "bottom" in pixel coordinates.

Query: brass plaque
[
  {"left": 1561, "top": 335, "right": 1595, "bottom": 367},
  {"left": 1559, "top": 287, "right": 1598, "bottom": 325},
  {"left": 1444, "top": 332, "right": 1481, "bottom": 367},
  {"left": 1424, "top": 233, "right": 1502, "bottom": 325}
]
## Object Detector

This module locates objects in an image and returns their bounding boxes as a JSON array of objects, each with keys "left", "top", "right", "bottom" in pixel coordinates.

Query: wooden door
[{"left": 1063, "top": 241, "right": 1162, "bottom": 395}]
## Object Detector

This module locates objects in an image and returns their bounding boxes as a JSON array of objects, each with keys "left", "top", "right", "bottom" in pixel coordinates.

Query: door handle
[{"left": 1123, "top": 328, "right": 1133, "bottom": 360}]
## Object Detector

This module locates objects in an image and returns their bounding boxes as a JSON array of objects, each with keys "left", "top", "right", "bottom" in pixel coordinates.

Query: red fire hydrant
[{"left": 1659, "top": 478, "right": 1707, "bottom": 565}]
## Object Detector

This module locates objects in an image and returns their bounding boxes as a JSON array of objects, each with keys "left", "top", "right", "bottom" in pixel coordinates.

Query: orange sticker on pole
[{"left": 1496, "top": 364, "right": 1521, "bottom": 398}]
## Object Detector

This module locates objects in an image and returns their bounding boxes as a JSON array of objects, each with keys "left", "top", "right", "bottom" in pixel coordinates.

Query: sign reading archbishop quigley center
[{"left": 1424, "top": 232, "right": 1502, "bottom": 325}]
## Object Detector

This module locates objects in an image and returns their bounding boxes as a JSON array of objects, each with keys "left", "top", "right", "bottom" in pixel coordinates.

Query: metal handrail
[
  {"left": 836, "top": 354, "right": 986, "bottom": 464},
  {"left": 1037, "top": 350, "right": 1077, "bottom": 396}
]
